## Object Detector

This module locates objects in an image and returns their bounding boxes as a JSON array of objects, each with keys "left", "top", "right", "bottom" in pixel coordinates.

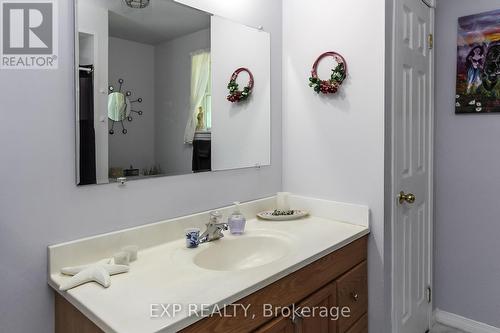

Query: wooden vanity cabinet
[
  {"left": 55, "top": 236, "right": 368, "bottom": 333},
  {"left": 252, "top": 261, "right": 368, "bottom": 333},
  {"left": 254, "top": 316, "right": 295, "bottom": 333},
  {"left": 55, "top": 294, "right": 104, "bottom": 333}
]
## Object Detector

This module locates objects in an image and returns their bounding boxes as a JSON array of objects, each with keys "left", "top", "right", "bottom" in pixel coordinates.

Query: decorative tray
[{"left": 257, "top": 210, "right": 309, "bottom": 221}]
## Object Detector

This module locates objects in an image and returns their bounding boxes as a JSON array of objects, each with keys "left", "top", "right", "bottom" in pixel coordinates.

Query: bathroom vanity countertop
[{"left": 48, "top": 196, "right": 369, "bottom": 333}]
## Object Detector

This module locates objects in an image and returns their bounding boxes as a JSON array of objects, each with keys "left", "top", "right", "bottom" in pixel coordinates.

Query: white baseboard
[{"left": 434, "top": 309, "right": 500, "bottom": 333}]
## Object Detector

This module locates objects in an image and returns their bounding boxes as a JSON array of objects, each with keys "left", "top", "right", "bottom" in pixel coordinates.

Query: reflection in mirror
[
  {"left": 75, "top": 0, "right": 270, "bottom": 186},
  {"left": 108, "top": 92, "right": 129, "bottom": 122}
]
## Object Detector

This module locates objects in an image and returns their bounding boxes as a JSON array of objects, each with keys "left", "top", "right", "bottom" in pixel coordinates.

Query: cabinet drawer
[
  {"left": 337, "top": 261, "right": 367, "bottom": 333},
  {"left": 345, "top": 314, "right": 367, "bottom": 333}
]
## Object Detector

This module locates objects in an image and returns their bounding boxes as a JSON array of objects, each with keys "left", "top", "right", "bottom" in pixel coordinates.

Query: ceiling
[{"left": 103, "top": 0, "right": 210, "bottom": 45}]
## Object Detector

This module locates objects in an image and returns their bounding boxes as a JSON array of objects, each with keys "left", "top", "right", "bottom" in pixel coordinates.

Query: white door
[{"left": 392, "top": 0, "right": 434, "bottom": 332}]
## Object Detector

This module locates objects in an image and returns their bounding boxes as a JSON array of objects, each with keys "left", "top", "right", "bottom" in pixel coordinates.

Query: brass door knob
[{"left": 399, "top": 191, "right": 416, "bottom": 204}]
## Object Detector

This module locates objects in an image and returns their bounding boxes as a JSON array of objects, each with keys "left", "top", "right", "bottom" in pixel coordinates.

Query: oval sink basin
[{"left": 193, "top": 235, "right": 292, "bottom": 271}]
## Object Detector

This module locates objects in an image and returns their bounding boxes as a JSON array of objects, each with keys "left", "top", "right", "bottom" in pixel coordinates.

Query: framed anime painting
[{"left": 455, "top": 9, "right": 500, "bottom": 114}]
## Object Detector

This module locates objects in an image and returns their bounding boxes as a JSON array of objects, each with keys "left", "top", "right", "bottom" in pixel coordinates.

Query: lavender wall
[
  {"left": 0, "top": 0, "right": 282, "bottom": 332},
  {"left": 435, "top": 0, "right": 500, "bottom": 327}
]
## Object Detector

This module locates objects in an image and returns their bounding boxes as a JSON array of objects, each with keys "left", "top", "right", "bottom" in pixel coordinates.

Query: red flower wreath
[
  {"left": 227, "top": 68, "right": 255, "bottom": 103},
  {"left": 309, "top": 52, "right": 348, "bottom": 94}
]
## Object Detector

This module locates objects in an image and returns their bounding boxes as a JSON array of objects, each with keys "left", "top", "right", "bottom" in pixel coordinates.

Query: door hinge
[
  {"left": 428, "top": 34, "right": 434, "bottom": 50},
  {"left": 426, "top": 286, "right": 432, "bottom": 303}
]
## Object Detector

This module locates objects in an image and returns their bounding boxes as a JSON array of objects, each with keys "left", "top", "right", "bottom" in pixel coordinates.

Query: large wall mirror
[{"left": 75, "top": 0, "right": 271, "bottom": 186}]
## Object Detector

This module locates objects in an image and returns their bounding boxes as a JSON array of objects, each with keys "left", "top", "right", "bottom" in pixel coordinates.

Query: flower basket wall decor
[
  {"left": 309, "top": 51, "right": 348, "bottom": 95},
  {"left": 227, "top": 67, "right": 254, "bottom": 103}
]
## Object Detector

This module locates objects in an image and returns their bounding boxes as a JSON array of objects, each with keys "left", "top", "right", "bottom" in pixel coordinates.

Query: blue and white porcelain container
[{"left": 185, "top": 228, "right": 200, "bottom": 248}]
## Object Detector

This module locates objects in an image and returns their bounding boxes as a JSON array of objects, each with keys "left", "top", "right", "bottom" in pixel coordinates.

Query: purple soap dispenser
[{"left": 228, "top": 202, "right": 246, "bottom": 235}]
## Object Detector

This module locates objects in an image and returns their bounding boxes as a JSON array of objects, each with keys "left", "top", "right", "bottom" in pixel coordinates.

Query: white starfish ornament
[{"left": 59, "top": 259, "right": 129, "bottom": 291}]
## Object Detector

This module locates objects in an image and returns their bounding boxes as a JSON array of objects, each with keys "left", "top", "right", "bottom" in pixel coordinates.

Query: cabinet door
[
  {"left": 293, "top": 282, "right": 337, "bottom": 333},
  {"left": 345, "top": 314, "right": 367, "bottom": 333},
  {"left": 337, "top": 261, "right": 367, "bottom": 333},
  {"left": 254, "top": 316, "right": 294, "bottom": 333}
]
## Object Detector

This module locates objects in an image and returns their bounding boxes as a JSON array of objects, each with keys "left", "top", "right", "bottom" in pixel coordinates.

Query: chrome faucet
[{"left": 199, "top": 211, "right": 228, "bottom": 243}]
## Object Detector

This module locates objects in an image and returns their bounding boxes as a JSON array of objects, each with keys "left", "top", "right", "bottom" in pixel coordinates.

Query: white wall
[
  {"left": 108, "top": 37, "right": 156, "bottom": 173},
  {"left": 0, "top": 0, "right": 282, "bottom": 332},
  {"left": 211, "top": 16, "right": 271, "bottom": 170},
  {"left": 282, "top": 0, "right": 386, "bottom": 332},
  {"left": 154, "top": 29, "right": 210, "bottom": 175},
  {"left": 78, "top": 34, "right": 93, "bottom": 65}
]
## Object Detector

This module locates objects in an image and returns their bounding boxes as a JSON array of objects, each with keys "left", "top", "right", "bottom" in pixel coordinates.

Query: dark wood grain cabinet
[
  {"left": 291, "top": 282, "right": 337, "bottom": 333},
  {"left": 253, "top": 282, "right": 338, "bottom": 333},
  {"left": 337, "top": 261, "right": 368, "bottom": 333},
  {"left": 250, "top": 261, "right": 367, "bottom": 333},
  {"left": 55, "top": 236, "right": 368, "bottom": 333},
  {"left": 254, "top": 316, "right": 295, "bottom": 333},
  {"left": 345, "top": 314, "right": 368, "bottom": 333}
]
